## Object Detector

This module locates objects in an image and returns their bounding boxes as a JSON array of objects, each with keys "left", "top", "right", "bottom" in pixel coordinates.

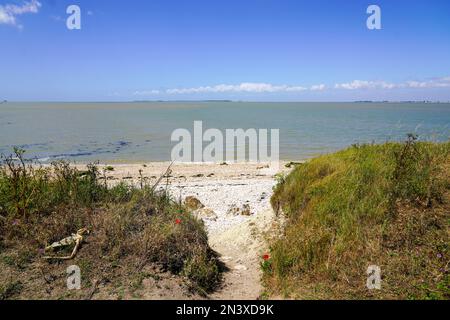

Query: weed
[{"left": 0, "top": 280, "right": 23, "bottom": 300}]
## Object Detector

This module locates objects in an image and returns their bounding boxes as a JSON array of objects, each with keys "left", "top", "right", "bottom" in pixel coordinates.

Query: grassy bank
[
  {"left": 0, "top": 149, "right": 221, "bottom": 299},
  {"left": 265, "top": 137, "right": 449, "bottom": 299}
]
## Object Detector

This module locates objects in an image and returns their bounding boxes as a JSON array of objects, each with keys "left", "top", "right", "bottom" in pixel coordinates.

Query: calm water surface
[{"left": 0, "top": 102, "right": 449, "bottom": 162}]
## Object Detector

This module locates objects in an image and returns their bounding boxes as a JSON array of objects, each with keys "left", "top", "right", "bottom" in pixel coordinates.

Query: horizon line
[{"left": 2, "top": 100, "right": 450, "bottom": 104}]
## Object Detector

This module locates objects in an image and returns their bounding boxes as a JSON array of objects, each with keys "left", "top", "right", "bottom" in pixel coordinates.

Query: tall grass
[
  {"left": 266, "top": 138, "right": 449, "bottom": 299},
  {"left": 0, "top": 148, "right": 221, "bottom": 298}
]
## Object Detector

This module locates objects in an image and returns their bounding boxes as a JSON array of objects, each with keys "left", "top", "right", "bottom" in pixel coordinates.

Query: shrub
[{"left": 0, "top": 149, "right": 221, "bottom": 297}]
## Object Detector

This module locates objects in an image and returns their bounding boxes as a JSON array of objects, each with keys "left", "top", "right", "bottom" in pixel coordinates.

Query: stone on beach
[
  {"left": 184, "top": 196, "right": 204, "bottom": 211},
  {"left": 194, "top": 207, "right": 218, "bottom": 221},
  {"left": 227, "top": 203, "right": 252, "bottom": 216}
]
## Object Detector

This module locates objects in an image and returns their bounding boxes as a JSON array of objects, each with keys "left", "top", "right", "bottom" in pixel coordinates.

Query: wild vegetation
[
  {"left": 265, "top": 136, "right": 450, "bottom": 299},
  {"left": 0, "top": 148, "right": 222, "bottom": 299}
]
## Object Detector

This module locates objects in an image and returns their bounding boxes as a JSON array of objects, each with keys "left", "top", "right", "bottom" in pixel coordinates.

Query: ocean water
[{"left": 0, "top": 102, "right": 449, "bottom": 163}]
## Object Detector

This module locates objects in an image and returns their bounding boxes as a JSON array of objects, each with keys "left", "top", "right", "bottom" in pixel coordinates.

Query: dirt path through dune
[{"left": 208, "top": 208, "right": 277, "bottom": 299}]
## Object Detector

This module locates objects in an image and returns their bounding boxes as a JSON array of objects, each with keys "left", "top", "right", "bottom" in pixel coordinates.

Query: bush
[{"left": 0, "top": 149, "right": 221, "bottom": 297}]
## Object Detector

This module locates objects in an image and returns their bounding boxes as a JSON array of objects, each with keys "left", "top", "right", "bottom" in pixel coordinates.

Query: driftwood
[
  {"left": 43, "top": 228, "right": 89, "bottom": 260},
  {"left": 150, "top": 160, "right": 174, "bottom": 192}
]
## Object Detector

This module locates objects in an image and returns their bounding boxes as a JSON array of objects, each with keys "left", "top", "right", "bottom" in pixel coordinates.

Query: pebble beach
[{"left": 81, "top": 161, "right": 292, "bottom": 235}]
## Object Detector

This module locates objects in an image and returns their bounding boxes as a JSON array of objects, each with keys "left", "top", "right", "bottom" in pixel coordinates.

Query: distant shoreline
[{"left": 3, "top": 100, "right": 450, "bottom": 104}]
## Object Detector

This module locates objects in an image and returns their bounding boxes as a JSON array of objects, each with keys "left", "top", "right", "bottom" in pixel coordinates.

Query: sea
[{"left": 0, "top": 102, "right": 449, "bottom": 163}]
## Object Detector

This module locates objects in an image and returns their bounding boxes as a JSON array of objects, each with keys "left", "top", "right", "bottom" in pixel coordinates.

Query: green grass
[
  {"left": 266, "top": 137, "right": 450, "bottom": 299},
  {"left": 0, "top": 280, "right": 23, "bottom": 300},
  {"left": 0, "top": 148, "right": 221, "bottom": 299}
]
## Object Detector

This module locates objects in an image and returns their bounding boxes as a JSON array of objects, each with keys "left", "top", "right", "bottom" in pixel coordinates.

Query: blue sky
[{"left": 1, "top": 0, "right": 450, "bottom": 101}]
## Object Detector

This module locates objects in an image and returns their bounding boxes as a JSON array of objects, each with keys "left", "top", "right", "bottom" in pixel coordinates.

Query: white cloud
[
  {"left": 0, "top": 0, "right": 41, "bottom": 27},
  {"left": 335, "top": 77, "right": 450, "bottom": 90},
  {"left": 134, "top": 90, "right": 161, "bottom": 96},
  {"left": 0, "top": 9, "right": 15, "bottom": 25},
  {"left": 165, "top": 83, "right": 308, "bottom": 95},
  {"left": 133, "top": 77, "right": 450, "bottom": 96},
  {"left": 310, "top": 84, "right": 326, "bottom": 91},
  {"left": 404, "top": 77, "right": 450, "bottom": 89},
  {"left": 334, "top": 80, "right": 396, "bottom": 90}
]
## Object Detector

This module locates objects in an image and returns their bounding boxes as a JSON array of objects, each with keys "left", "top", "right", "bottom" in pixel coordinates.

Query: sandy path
[
  {"left": 75, "top": 161, "right": 289, "bottom": 299},
  {"left": 161, "top": 173, "right": 281, "bottom": 300},
  {"left": 208, "top": 208, "right": 277, "bottom": 299}
]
